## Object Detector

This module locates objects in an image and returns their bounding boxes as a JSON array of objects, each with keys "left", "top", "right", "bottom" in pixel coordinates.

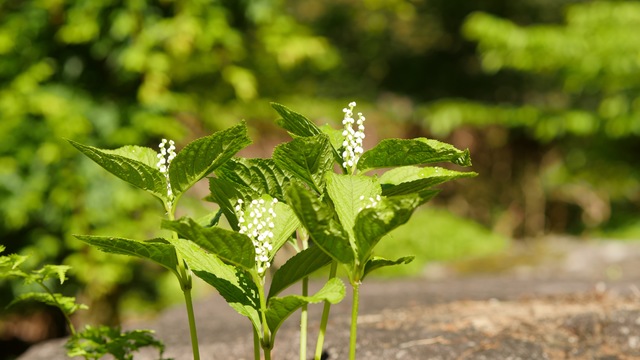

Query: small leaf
[
  {"left": 68, "top": 140, "right": 167, "bottom": 200},
  {"left": 271, "top": 103, "right": 322, "bottom": 137},
  {"left": 169, "top": 122, "right": 251, "bottom": 197},
  {"left": 353, "top": 192, "right": 438, "bottom": 266},
  {"left": 66, "top": 325, "right": 166, "bottom": 360},
  {"left": 380, "top": 166, "right": 477, "bottom": 196},
  {"left": 172, "top": 240, "right": 261, "bottom": 331},
  {"left": 8, "top": 293, "right": 88, "bottom": 316},
  {"left": 265, "top": 277, "right": 345, "bottom": 347},
  {"left": 268, "top": 245, "right": 332, "bottom": 299},
  {"left": 270, "top": 201, "right": 301, "bottom": 257},
  {"left": 285, "top": 182, "right": 354, "bottom": 265},
  {"left": 74, "top": 235, "right": 179, "bottom": 277},
  {"left": 35, "top": 265, "right": 71, "bottom": 285},
  {"left": 362, "top": 256, "right": 414, "bottom": 280},
  {"left": 216, "top": 158, "right": 289, "bottom": 200},
  {"left": 162, "top": 217, "right": 256, "bottom": 270},
  {"left": 358, "top": 138, "right": 472, "bottom": 173},
  {"left": 273, "top": 134, "right": 334, "bottom": 194}
]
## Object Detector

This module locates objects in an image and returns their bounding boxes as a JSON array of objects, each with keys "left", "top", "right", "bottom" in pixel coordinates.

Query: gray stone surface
[{"left": 17, "top": 239, "right": 640, "bottom": 360}]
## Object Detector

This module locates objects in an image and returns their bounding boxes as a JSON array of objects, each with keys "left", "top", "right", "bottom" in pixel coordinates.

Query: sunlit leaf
[
  {"left": 8, "top": 293, "right": 87, "bottom": 316},
  {"left": 169, "top": 122, "right": 251, "bottom": 197},
  {"left": 379, "top": 166, "right": 477, "bottom": 196},
  {"left": 216, "top": 157, "right": 289, "bottom": 200},
  {"left": 172, "top": 240, "right": 261, "bottom": 332},
  {"left": 271, "top": 103, "right": 322, "bottom": 137},
  {"left": 162, "top": 217, "right": 255, "bottom": 270},
  {"left": 74, "top": 235, "right": 179, "bottom": 277},
  {"left": 273, "top": 134, "right": 334, "bottom": 194},
  {"left": 358, "top": 138, "right": 472, "bottom": 173},
  {"left": 68, "top": 140, "right": 167, "bottom": 200},
  {"left": 325, "top": 172, "right": 380, "bottom": 243}
]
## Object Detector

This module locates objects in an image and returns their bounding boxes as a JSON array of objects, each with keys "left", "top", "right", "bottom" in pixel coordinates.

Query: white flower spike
[
  {"left": 157, "top": 139, "right": 177, "bottom": 207},
  {"left": 235, "top": 197, "right": 278, "bottom": 276},
  {"left": 341, "top": 101, "right": 366, "bottom": 174}
]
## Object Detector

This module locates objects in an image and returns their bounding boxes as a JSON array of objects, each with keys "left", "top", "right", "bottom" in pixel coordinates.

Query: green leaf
[
  {"left": 353, "top": 193, "right": 437, "bottom": 266},
  {"left": 319, "top": 124, "right": 346, "bottom": 152},
  {"left": 172, "top": 240, "right": 261, "bottom": 331},
  {"left": 169, "top": 122, "right": 251, "bottom": 197},
  {"left": 271, "top": 103, "right": 322, "bottom": 137},
  {"left": 8, "top": 292, "right": 88, "bottom": 316},
  {"left": 273, "top": 134, "right": 334, "bottom": 194},
  {"left": 285, "top": 182, "right": 354, "bottom": 265},
  {"left": 379, "top": 166, "right": 478, "bottom": 196},
  {"left": 74, "top": 235, "right": 179, "bottom": 277},
  {"left": 162, "top": 217, "right": 255, "bottom": 270},
  {"left": 268, "top": 245, "right": 332, "bottom": 299},
  {"left": 207, "top": 177, "right": 258, "bottom": 231},
  {"left": 358, "top": 138, "right": 472, "bottom": 173},
  {"left": 216, "top": 157, "right": 289, "bottom": 200},
  {"left": 68, "top": 140, "right": 167, "bottom": 200},
  {"left": 102, "top": 145, "right": 160, "bottom": 168},
  {"left": 265, "top": 277, "right": 345, "bottom": 347},
  {"left": 325, "top": 172, "right": 380, "bottom": 243},
  {"left": 270, "top": 200, "right": 301, "bottom": 257},
  {"left": 34, "top": 265, "right": 71, "bottom": 285},
  {"left": 362, "top": 256, "right": 414, "bottom": 280},
  {"left": 66, "top": 325, "right": 166, "bottom": 360}
]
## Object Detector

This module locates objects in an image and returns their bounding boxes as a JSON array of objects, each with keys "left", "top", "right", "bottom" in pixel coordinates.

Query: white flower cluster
[
  {"left": 358, "top": 194, "right": 381, "bottom": 212},
  {"left": 341, "top": 101, "right": 366, "bottom": 173},
  {"left": 235, "top": 198, "right": 278, "bottom": 275},
  {"left": 157, "top": 139, "right": 176, "bottom": 205}
]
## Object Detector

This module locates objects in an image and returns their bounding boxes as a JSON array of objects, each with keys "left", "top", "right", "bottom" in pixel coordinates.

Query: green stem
[
  {"left": 314, "top": 261, "right": 338, "bottom": 360},
  {"left": 300, "top": 277, "right": 308, "bottom": 360},
  {"left": 183, "top": 288, "right": 201, "bottom": 360},
  {"left": 168, "top": 200, "right": 200, "bottom": 360},
  {"left": 39, "top": 281, "right": 76, "bottom": 336},
  {"left": 255, "top": 273, "right": 272, "bottom": 355},
  {"left": 349, "top": 282, "right": 360, "bottom": 360},
  {"left": 253, "top": 327, "right": 261, "bottom": 360}
]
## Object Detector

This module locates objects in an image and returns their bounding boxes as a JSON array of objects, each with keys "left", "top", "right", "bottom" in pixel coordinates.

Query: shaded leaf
[
  {"left": 362, "top": 256, "right": 414, "bottom": 280},
  {"left": 169, "top": 122, "right": 251, "bottom": 196},
  {"left": 285, "top": 182, "right": 354, "bottom": 265},
  {"left": 265, "top": 277, "right": 345, "bottom": 347},
  {"left": 206, "top": 177, "right": 258, "bottom": 231},
  {"left": 102, "top": 145, "right": 159, "bottom": 168},
  {"left": 66, "top": 325, "right": 167, "bottom": 360},
  {"left": 353, "top": 192, "right": 438, "bottom": 266},
  {"left": 358, "top": 138, "right": 472, "bottom": 173},
  {"left": 162, "top": 217, "right": 255, "bottom": 270},
  {"left": 268, "top": 245, "right": 332, "bottom": 299}
]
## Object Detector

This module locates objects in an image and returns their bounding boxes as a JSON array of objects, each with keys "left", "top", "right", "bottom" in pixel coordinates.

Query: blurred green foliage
[
  {"left": 3, "top": 0, "right": 640, "bottom": 350},
  {"left": 420, "top": 1, "right": 640, "bottom": 237}
]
